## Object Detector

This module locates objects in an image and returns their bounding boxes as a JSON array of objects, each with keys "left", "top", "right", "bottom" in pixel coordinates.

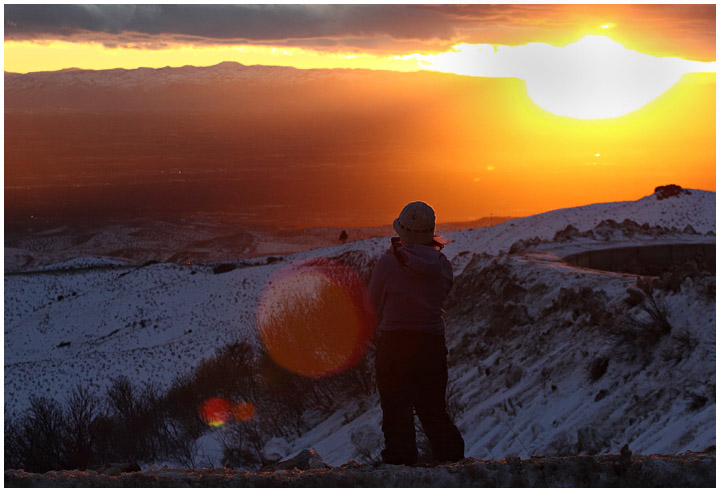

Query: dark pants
[{"left": 375, "top": 330, "right": 465, "bottom": 465}]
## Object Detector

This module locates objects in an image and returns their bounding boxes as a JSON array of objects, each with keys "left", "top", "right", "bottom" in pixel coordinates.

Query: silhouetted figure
[
  {"left": 339, "top": 230, "right": 349, "bottom": 244},
  {"left": 369, "top": 201, "right": 465, "bottom": 466}
]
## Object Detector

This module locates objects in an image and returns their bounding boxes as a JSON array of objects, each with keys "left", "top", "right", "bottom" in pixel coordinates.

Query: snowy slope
[
  {"left": 4, "top": 188, "right": 715, "bottom": 466},
  {"left": 269, "top": 248, "right": 714, "bottom": 466},
  {"left": 4, "top": 217, "right": 510, "bottom": 274},
  {"left": 441, "top": 189, "right": 714, "bottom": 260}
]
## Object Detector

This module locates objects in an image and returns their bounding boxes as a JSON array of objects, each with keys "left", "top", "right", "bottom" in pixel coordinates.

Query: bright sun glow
[
  {"left": 5, "top": 35, "right": 715, "bottom": 120},
  {"left": 3, "top": 39, "right": 424, "bottom": 74},
  {"left": 398, "top": 35, "right": 716, "bottom": 119}
]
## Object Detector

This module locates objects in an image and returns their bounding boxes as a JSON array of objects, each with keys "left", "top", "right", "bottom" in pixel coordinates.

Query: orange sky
[{"left": 3, "top": 4, "right": 716, "bottom": 222}]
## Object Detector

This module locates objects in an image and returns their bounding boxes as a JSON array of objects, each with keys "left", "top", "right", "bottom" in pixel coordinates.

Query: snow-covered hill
[
  {"left": 4, "top": 187, "right": 715, "bottom": 467},
  {"left": 442, "top": 187, "right": 714, "bottom": 259},
  {"left": 4, "top": 216, "right": 513, "bottom": 274}
]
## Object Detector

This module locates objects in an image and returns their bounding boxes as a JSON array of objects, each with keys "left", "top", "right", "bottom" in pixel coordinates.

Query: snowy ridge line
[
  {"left": 4, "top": 451, "right": 716, "bottom": 487},
  {"left": 4, "top": 61, "right": 448, "bottom": 92},
  {"left": 5, "top": 188, "right": 713, "bottom": 273}
]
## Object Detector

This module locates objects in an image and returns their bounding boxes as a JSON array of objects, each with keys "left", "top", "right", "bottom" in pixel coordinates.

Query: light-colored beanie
[{"left": 393, "top": 201, "right": 436, "bottom": 245}]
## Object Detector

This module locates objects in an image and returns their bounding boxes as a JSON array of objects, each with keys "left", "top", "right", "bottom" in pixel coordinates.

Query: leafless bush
[
  {"left": 446, "top": 378, "right": 465, "bottom": 422},
  {"left": 350, "top": 427, "right": 382, "bottom": 464},
  {"left": 63, "top": 384, "right": 99, "bottom": 470},
  {"left": 606, "top": 286, "right": 673, "bottom": 358},
  {"left": 158, "top": 416, "right": 201, "bottom": 468},
  {"left": 623, "top": 287, "right": 644, "bottom": 308},
  {"left": 221, "top": 419, "right": 267, "bottom": 469},
  {"left": 633, "top": 295, "right": 672, "bottom": 344},
  {"left": 542, "top": 286, "right": 612, "bottom": 330},
  {"left": 10, "top": 396, "right": 66, "bottom": 472},
  {"left": 102, "top": 376, "right": 164, "bottom": 464},
  {"left": 5, "top": 404, "right": 23, "bottom": 470},
  {"left": 216, "top": 337, "right": 377, "bottom": 469},
  {"left": 7, "top": 307, "right": 377, "bottom": 472},
  {"left": 661, "top": 330, "right": 699, "bottom": 364}
]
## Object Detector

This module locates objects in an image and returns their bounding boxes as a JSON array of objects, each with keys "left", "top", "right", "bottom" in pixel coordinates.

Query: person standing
[{"left": 369, "top": 201, "right": 465, "bottom": 466}]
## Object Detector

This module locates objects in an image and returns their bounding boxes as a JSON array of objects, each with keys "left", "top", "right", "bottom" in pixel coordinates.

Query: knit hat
[{"left": 393, "top": 201, "right": 436, "bottom": 245}]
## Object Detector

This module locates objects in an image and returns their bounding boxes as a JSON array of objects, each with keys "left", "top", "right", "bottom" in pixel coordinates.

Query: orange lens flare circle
[
  {"left": 199, "top": 397, "right": 231, "bottom": 427},
  {"left": 233, "top": 401, "right": 256, "bottom": 422},
  {"left": 256, "top": 258, "right": 376, "bottom": 379},
  {"left": 200, "top": 398, "right": 256, "bottom": 427}
]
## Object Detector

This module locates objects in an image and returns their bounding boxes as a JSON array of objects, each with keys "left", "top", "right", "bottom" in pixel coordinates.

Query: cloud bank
[{"left": 4, "top": 4, "right": 715, "bottom": 60}]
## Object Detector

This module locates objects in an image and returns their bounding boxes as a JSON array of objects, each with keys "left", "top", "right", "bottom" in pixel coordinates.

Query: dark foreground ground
[{"left": 5, "top": 451, "right": 715, "bottom": 487}]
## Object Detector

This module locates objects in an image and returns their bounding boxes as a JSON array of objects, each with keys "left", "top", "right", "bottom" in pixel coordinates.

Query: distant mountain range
[
  {"left": 4, "top": 61, "right": 501, "bottom": 113},
  {"left": 6, "top": 61, "right": 365, "bottom": 89}
]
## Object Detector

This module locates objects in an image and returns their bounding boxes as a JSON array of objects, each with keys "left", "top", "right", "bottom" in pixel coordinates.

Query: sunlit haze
[
  {"left": 4, "top": 39, "right": 426, "bottom": 74},
  {"left": 4, "top": 4, "right": 716, "bottom": 226},
  {"left": 6, "top": 36, "right": 715, "bottom": 120},
  {"left": 398, "top": 36, "right": 716, "bottom": 119}
]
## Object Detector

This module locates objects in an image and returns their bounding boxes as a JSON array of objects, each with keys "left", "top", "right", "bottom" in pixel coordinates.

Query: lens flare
[
  {"left": 233, "top": 401, "right": 256, "bottom": 422},
  {"left": 199, "top": 397, "right": 231, "bottom": 427},
  {"left": 256, "top": 258, "right": 375, "bottom": 378}
]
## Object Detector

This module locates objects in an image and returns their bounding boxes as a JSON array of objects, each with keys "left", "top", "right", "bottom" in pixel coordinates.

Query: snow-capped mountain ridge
[{"left": 4, "top": 61, "right": 401, "bottom": 92}]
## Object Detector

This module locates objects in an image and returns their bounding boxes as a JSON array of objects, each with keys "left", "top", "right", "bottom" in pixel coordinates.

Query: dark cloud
[
  {"left": 4, "top": 4, "right": 458, "bottom": 41},
  {"left": 4, "top": 4, "right": 714, "bottom": 60}
]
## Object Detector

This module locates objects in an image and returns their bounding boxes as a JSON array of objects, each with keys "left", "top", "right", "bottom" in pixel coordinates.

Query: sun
[
  {"left": 521, "top": 36, "right": 709, "bottom": 119},
  {"left": 399, "top": 35, "right": 715, "bottom": 119}
]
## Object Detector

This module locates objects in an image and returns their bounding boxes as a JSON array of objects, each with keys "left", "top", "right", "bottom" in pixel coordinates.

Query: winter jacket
[{"left": 369, "top": 243, "right": 454, "bottom": 337}]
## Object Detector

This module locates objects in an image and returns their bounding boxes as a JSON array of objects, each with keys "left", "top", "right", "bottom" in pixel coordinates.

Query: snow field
[{"left": 4, "top": 188, "right": 715, "bottom": 466}]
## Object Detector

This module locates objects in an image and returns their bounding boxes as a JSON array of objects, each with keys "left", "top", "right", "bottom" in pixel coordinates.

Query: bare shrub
[
  {"left": 63, "top": 384, "right": 99, "bottom": 470},
  {"left": 216, "top": 336, "right": 377, "bottom": 469},
  {"left": 636, "top": 293, "right": 673, "bottom": 339},
  {"left": 542, "top": 286, "right": 614, "bottom": 331},
  {"left": 606, "top": 286, "right": 673, "bottom": 359},
  {"left": 193, "top": 341, "right": 259, "bottom": 402},
  {"left": 415, "top": 420, "right": 434, "bottom": 464},
  {"left": 12, "top": 396, "right": 66, "bottom": 472},
  {"left": 221, "top": 420, "right": 267, "bottom": 469},
  {"left": 6, "top": 306, "right": 377, "bottom": 472},
  {"left": 350, "top": 426, "right": 383, "bottom": 464},
  {"left": 103, "top": 376, "right": 162, "bottom": 464},
  {"left": 661, "top": 330, "right": 699, "bottom": 365},
  {"left": 158, "top": 415, "right": 201, "bottom": 468},
  {"left": 623, "top": 288, "right": 644, "bottom": 308},
  {"left": 5, "top": 404, "right": 23, "bottom": 470}
]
